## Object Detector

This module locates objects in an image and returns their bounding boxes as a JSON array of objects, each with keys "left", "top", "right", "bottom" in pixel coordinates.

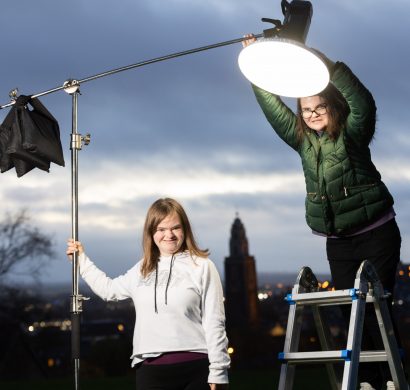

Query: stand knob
[{"left": 82, "top": 133, "right": 91, "bottom": 146}]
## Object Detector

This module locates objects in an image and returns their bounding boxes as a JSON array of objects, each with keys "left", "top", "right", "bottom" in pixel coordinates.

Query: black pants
[
  {"left": 135, "top": 358, "right": 209, "bottom": 390},
  {"left": 326, "top": 218, "right": 402, "bottom": 388}
]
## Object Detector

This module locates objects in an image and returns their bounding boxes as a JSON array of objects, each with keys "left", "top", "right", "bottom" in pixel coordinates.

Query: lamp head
[
  {"left": 278, "top": 0, "right": 312, "bottom": 43},
  {"left": 238, "top": 0, "right": 329, "bottom": 98}
]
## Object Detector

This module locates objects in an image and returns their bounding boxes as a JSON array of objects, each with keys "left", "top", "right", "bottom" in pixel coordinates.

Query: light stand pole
[
  {"left": 70, "top": 87, "right": 80, "bottom": 390},
  {"left": 65, "top": 81, "right": 90, "bottom": 390}
]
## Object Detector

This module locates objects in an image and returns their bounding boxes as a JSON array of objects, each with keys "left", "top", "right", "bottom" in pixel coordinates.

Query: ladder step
[
  {"left": 359, "top": 350, "right": 388, "bottom": 362},
  {"left": 279, "top": 350, "right": 388, "bottom": 364},
  {"left": 279, "top": 350, "right": 350, "bottom": 363},
  {"left": 286, "top": 288, "right": 376, "bottom": 306},
  {"left": 285, "top": 288, "right": 388, "bottom": 305},
  {"left": 286, "top": 289, "right": 356, "bottom": 305}
]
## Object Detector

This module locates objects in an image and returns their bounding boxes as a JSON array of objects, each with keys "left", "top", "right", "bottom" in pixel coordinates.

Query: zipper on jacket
[{"left": 343, "top": 183, "right": 376, "bottom": 197}]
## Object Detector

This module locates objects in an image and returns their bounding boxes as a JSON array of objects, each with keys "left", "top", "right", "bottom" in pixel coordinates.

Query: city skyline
[{"left": 1, "top": 0, "right": 409, "bottom": 285}]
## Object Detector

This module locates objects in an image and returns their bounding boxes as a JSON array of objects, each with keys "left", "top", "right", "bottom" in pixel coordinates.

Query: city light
[
  {"left": 227, "top": 347, "right": 234, "bottom": 355},
  {"left": 258, "top": 292, "right": 269, "bottom": 301},
  {"left": 270, "top": 323, "right": 286, "bottom": 337},
  {"left": 26, "top": 319, "right": 72, "bottom": 333},
  {"left": 321, "top": 281, "right": 330, "bottom": 289}
]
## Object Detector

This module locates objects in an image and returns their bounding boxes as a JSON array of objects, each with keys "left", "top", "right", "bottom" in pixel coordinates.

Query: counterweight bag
[{"left": 0, "top": 95, "right": 64, "bottom": 177}]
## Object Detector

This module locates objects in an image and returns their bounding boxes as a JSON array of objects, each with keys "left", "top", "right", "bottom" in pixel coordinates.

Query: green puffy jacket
[{"left": 253, "top": 62, "right": 394, "bottom": 236}]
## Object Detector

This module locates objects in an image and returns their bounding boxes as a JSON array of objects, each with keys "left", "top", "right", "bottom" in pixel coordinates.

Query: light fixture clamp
[
  {"left": 70, "top": 294, "right": 90, "bottom": 313},
  {"left": 63, "top": 79, "right": 80, "bottom": 95},
  {"left": 70, "top": 133, "right": 91, "bottom": 150}
]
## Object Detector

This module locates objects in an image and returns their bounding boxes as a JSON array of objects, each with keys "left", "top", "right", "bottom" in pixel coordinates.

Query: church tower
[{"left": 224, "top": 214, "right": 259, "bottom": 330}]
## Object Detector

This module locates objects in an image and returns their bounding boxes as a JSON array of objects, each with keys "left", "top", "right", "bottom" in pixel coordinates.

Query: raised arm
[
  {"left": 252, "top": 85, "right": 299, "bottom": 150},
  {"left": 242, "top": 34, "right": 299, "bottom": 150},
  {"left": 331, "top": 61, "right": 377, "bottom": 145}
]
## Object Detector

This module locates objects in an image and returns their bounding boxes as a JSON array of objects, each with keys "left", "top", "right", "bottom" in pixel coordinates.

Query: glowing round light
[{"left": 238, "top": 38, "right": 330, "bottom": 98}]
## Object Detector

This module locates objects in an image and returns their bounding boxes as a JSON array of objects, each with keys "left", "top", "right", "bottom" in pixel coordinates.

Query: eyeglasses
[{"left": 301, "top": 103, "right": 327, "bottom": 119}]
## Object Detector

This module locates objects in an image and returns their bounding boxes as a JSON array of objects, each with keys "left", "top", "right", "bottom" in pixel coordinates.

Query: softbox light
[
  {"left": 238, "top": 38, "right": 329, "bottom": 97},
  {"left": 238, "top": 0, "right": 330, "bottom": 97}
]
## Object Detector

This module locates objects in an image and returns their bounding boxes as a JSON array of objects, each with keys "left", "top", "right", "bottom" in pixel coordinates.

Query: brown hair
[
  {"left": 296, "top": 83, "right": 350, "bottom": 144},
  {"left": 140, "top": 198, "right": 209, "bottom": 277}
]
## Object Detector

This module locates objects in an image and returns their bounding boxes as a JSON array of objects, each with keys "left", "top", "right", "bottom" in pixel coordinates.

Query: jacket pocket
[
  {"left": 343, "top": 183, "right": 376, "bottom": 197},
  {"left": 307, "top": 192, "right": 317, "bottom": 199}
]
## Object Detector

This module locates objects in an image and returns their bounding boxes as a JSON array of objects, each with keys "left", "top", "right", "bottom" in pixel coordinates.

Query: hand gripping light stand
[{"left": 0, "top": 2, "right": 329, "bottom": 388}]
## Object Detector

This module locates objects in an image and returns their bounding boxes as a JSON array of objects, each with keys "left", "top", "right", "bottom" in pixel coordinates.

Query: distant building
[{"left": 224, "top": 215, "right": 259, "bottom": 330}]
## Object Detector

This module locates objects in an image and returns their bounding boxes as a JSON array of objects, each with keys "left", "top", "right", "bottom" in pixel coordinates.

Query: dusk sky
[{"left": 1, "top": 0, "right": 409, "bottom": 286}]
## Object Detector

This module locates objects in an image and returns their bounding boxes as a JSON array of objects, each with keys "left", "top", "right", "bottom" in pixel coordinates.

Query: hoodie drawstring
[
  {"left": 154, "top": 254, "right": 175, "bottom": 314},
  {"left": 165, "top": 254, "right": 175, "bottom": 305},
  {"left": 154, "top": 262, "right": 159, "bottom": 314}
]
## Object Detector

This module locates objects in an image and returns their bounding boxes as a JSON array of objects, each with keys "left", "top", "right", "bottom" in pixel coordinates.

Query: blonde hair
[{"left": 140, "top": 198, "right": 209, "bottom": 277}]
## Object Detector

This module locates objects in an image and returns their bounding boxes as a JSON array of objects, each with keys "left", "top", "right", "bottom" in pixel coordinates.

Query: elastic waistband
[{"left": 143, "top": 352, "right": 208, "bottom": 365}]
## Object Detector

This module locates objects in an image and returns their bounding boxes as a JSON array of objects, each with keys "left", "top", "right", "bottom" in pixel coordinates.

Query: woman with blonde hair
[{"left": 67, "top": 198, "right": 230, "bottom": 390}]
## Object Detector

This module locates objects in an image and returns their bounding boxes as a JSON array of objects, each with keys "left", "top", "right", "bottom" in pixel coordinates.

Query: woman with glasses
[
  {"left": 67, "top": 198, "right": 230, "bottom": 390},
  {"left": 243, "top": 36, "right": 402, "bottom": 389}
]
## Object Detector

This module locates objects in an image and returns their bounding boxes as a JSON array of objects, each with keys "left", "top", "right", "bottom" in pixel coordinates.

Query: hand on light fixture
[{"left": 242, "top": 34, "right": 257, "bottom": 48}]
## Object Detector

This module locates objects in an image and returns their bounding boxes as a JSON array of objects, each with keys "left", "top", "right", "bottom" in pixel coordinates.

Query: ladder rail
[
  {"left": 278, "top": 271, "right": 312, "bottom": 390},
  {"left": 340, "top": 288, "right": 366, "bottom": 390},
  {"left": 278, "top": 302, "right": 303, "bottom": 390},
  {"left": 373, "top": 288, "right": 408, "bottom": 389}
]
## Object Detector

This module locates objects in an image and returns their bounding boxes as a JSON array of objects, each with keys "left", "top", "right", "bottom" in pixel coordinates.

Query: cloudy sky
[{"left": 1, "top": 0, "right": 409, "bottom": 286}]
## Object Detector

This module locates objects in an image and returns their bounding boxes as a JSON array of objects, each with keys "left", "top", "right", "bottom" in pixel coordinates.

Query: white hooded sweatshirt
[{"left": 78, "top": 251, "right": 230, "bottom": 383}]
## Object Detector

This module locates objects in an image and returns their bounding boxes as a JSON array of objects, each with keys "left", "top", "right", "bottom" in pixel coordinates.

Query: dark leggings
[
  {"left": 135, "top": 358, "right": 210, "bottom": 390},
  {"left": 327, "top": 218, "right": 402, "bottom": 388}
]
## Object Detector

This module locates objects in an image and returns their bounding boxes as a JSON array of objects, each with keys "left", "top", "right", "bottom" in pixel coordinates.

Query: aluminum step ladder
[{"left": 278, "top": 260, "right": 407, "bottom": 390}]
